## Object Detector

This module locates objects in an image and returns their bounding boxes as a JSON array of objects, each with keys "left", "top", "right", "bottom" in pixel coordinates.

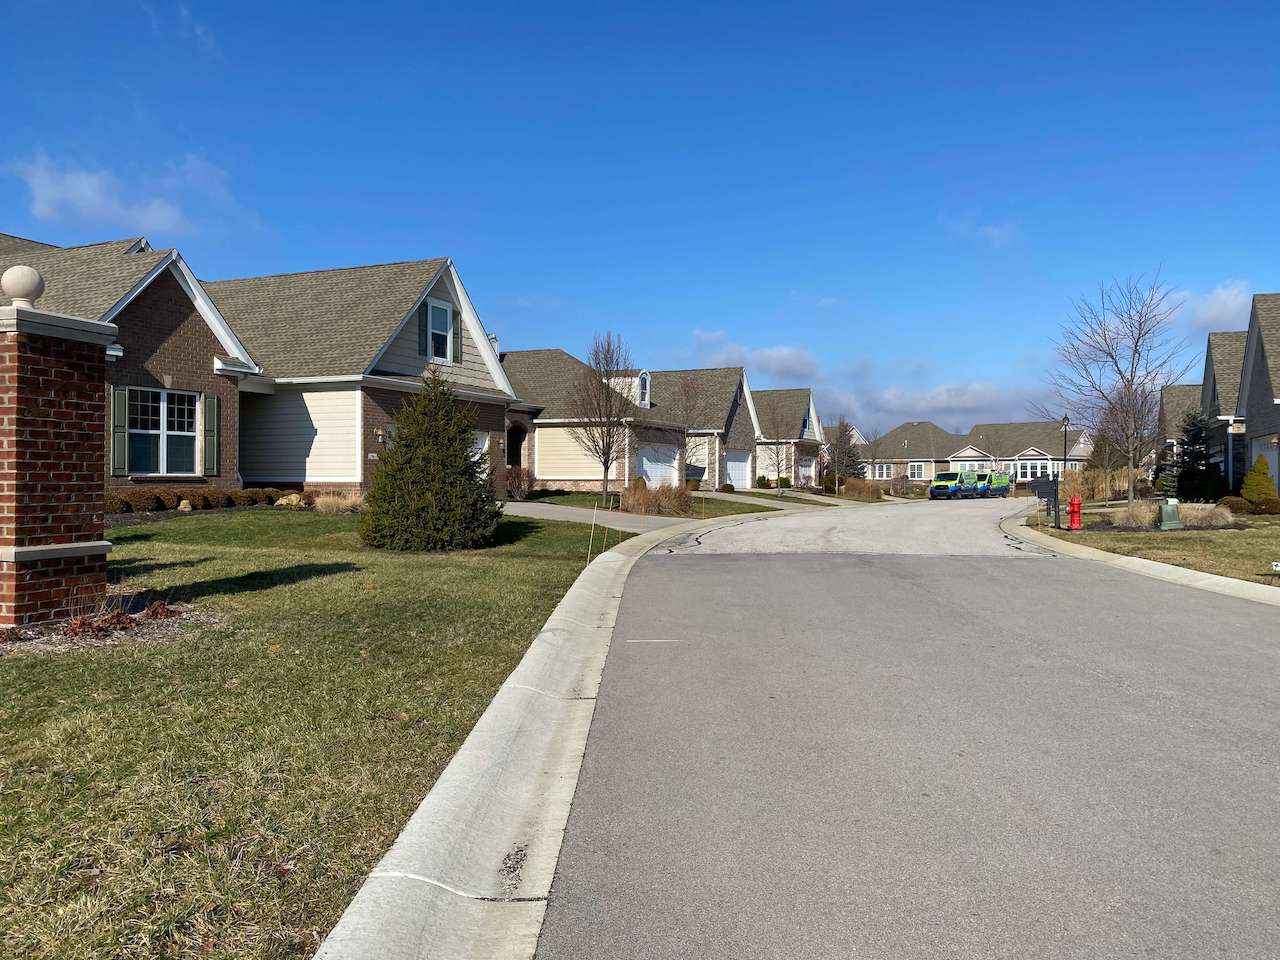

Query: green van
[{"left": 929, "top": 471, "right": 963, "bottom": 499}]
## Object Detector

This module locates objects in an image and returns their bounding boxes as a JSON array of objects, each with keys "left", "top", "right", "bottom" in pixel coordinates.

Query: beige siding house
[
  {"left": 1236, "top": 293, "right": 1280, "bottom": 496},
  {"left": 871, "top": 420, "right": 1091, "bottom": 487},
  {"left": 649, "top": 367, "right": 760, "bottom": 489},
  {"left": 500, "top": 349, "right": 688, "bottom": 491},
  {"left": 205, "top": 257, "right": 517, "bottom": 494},
  {"left": 753, "top": 389, "right": 825, "bottom": 486}
]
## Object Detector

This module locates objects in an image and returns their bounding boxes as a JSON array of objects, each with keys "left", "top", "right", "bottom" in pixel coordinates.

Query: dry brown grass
[
  {"left": 841, "top": 478, "right": 884, "bottom": 502},
  {"left": 621, "top": 484, "right": 693, "bottom": 516},
  {"left": 1109, "top": 502, "right": 1233, "bottom": 530},
  {"left": 313, "top": 491, "right": 365, "bottom": 514}
]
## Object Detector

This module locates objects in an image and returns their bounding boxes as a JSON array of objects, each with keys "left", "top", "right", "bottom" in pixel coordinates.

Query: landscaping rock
[
  {"left": 275, "top": 493, "right": 304, "bottom": 508},
  {"left": 177, "top": 499, "right": 193, "bottom": 512}
]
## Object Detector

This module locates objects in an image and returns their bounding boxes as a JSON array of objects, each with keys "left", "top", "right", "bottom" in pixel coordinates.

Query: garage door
[
  {"left": 725, "top": 449, "right": 752, "bottom": 488},
  {"left": 637, "top": 444, "right": 680, "bottom": 487},
  {"left": 798, "top": 456, "right": 817, "bottom": 485}
]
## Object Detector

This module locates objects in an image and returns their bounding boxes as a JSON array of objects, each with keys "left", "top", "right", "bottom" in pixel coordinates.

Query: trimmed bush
[
  {"left": 124, "top": 490, "right": 163, "bottom": 512},
  {"left": 242, "top": 487, "right": 276, "bottom": 505},
  {"left": 173, "top": 488, "right": 212, "bottom": 510},
  {"left": 718, "top": 483, "right": 735, "bottom": 493},
  {"left": 1217, "top": 495, "right": 1251, "bottom": 515},
  {"left": 230, "top": 490, "right": 257, "bottom": 507},
  {"left": 1241, "top": 455, "right": 1275, "bottom": 504},
  {"left": 1254, "top": 496, "right": 1280, "bottom": 516},
  {"left": 756, "top": 476, "right": 773, "bottom": 489},
  {"left": 105, "top": 492, "right": 131, "bottom": 514},
  {"left": 207, "top": 490, "right": 234, "bottom": 508},
  {"left": 778, "top": 477, "right": 792, "bottom": 488},
  {"left": 359, "top": 370, "right": 502, "bottom": 551},
  {"left": 153, "top": 490, "right": 180, "bottom": 510}
]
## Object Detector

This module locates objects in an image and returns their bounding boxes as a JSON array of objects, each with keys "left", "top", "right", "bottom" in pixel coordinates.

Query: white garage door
[
  {"left": 798, "top": 456, "right": 817, "bottom": 485},
  {"left": 637, "top": 444, "right": 680, "bottom": 487},
  {"left": 725, "top": 449, "right": 752, "bottom": 488}
]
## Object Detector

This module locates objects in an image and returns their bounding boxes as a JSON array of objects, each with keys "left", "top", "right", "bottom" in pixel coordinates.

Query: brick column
[{"left": 0, "top": 266, "right": 118, "bottom": 626}]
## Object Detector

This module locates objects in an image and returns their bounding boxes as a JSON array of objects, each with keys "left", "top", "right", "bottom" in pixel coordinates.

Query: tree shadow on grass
[
  {"left": 108, "top": 556, "right": 216, "bottom": 582},
  {"left": 125, "top": 561, "right": 362, "bottom": 606},
  {"left": 492, "top": 518, "right": 545, "bottom": 547}
]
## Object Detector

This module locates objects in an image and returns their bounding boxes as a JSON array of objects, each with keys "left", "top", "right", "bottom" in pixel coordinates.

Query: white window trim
[
  {"left": 421, "top": 296, "right": 455, "bottom": 366},
  {"left": 127, "top": 387, "right": 200, "bottom": 477},
  {"left": 908, "top": 462, "right": 924, "bottom": 480},
  {"left": 873, "top": 462, "right": 894, "bottom": 480}
]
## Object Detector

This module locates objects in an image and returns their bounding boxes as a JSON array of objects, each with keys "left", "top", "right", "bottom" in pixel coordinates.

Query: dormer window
[
  {"left": 418, "top": 298, "right": 454, "bottom": 363},
  {"left": 638, "top": 372, "right": 650, "bottom": 405}
]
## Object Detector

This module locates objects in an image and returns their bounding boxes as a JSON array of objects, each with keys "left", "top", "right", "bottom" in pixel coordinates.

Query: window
[
  {"left": 873, "top": 463, "right": 894, "bottom": 480},
  {"left": 419, "top": 299, "right": 453, "bottom": 362},
  {"left": 127, "top": 388, "right": 198, "bottom": 475},
  {"left": 908, "top": 462, "right": 924, "bottom": 480},
  {"left": 470, "top": 430, "right": 489, "bottom": 461},
  {"left": 637, "top": 372, "right": 649, "bottom": 405}
]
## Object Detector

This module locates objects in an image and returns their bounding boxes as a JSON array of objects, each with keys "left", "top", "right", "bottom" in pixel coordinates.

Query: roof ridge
[
  {"left": 207, "top": 256, "right": 449, "bottom": 284},
  {"left": 0, "top": 230, "right": 59, "bottom": 249}
]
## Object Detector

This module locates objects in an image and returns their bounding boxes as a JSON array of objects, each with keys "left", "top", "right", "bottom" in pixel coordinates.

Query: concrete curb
[
  {"left": 1000, "top": 513, "right": 1280, "bottom": 608},
  {"left": 315, "top": 510, "right": 794, "bottom": 960}
]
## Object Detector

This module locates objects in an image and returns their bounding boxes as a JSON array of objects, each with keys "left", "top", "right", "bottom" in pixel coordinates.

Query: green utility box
[{"left": 1158, "top": 498, "right": 1183, "bottom": 530}]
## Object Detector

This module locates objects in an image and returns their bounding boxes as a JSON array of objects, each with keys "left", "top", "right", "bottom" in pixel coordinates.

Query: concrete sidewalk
[{"left": 503, "top": 499, "right": 684, "bottom": 533}]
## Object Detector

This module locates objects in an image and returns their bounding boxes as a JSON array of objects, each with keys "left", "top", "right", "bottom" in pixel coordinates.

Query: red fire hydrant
[{"left": 1068, "top": 495, "right": 1083, "bottom": 531}]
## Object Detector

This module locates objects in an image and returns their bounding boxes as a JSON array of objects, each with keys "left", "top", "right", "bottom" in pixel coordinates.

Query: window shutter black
[
  {"left": 203, "top": 394, "right": 220, "bottom": 476},
  {"left": 418, "top": 303, "right": 428, "bottom": 356},
  {"left": 452, "top": 312, "right": 463, "bottom": 363},
  {"left": 111, "top": 386, "right": 128, "bottom": 476}
]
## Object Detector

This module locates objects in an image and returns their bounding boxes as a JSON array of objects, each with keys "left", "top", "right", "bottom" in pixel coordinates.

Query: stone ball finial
[{"left": 2, "top": 265, "right": 45, "bottom": 308}]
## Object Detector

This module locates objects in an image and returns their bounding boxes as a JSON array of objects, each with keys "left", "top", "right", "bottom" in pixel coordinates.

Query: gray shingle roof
[
  {"left": 1251, "top": 294, "right": 1280, "bottom": 402},
  {"left": 204, "top": 258, "right": 449, "bottom": 379},
  {"left": 500, "top": 349, "right": 678, "bottom": 425},
  {"left": 0, "top": 236, "right": 168, "bottom": 320},
  {"left": 963, "top": 421, "right": 1087, "bottom": 458},
  {"left": 1158, "top": 384, "right": 1202, "bottom": 439},
  {"left": 875, "top": 421, "right": 966, "bottom": 460},
  {"left": 1205, "top": 330, "right": 1247, "bottom": 417},
  {"left": 649, "top": 367, "right": 744, "bottom": 432},
  {"left": 753, "top": 388, "right": 812, "bottom": 439}
]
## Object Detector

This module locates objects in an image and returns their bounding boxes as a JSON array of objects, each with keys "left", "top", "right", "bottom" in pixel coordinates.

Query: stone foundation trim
[
  {"left": 0, "top": 540, "right": 114, "bottom": 563},
  {"left": 0, "top": 305, "right": 119, "bottom": 345}
]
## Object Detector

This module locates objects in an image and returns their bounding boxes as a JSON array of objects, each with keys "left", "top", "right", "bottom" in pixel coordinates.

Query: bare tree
[
  {"left": 824, "top": 417, "right": 858, "bottom": 490},
  {"left": 1035, "top": 275, "right": 1188, "bottom": 503},
  {"left": 757, "top": 403, "right": 791, "bottom": 497},
  {"left": 861, "top": 425, "right": 884, "bottom": 482},
  {"left": 568, "top": 332, "right": 634, "bottom": 503},
  {"left": 668, "top": 372, "right": 708, "bottom": 488}
]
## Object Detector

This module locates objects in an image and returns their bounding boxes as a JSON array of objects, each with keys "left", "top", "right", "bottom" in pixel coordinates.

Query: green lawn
[
  {"left": 530, "top": 490, "right": 777, "bottom": 517},
  {"left": 1037, "top": 513, "right": 1280, "bottom": 587},
  {"left": 731, "top": 490, "right": 839, "bottom": 507},
  {"left": 0, "top": 511, "right": 624, "bottom": 960}
]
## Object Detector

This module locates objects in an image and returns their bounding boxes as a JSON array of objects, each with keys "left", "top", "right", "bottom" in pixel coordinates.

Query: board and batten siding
[
  {"left": 240, "top": 388, "right": 361, "bottom": 483},
  {"left": 374, "top": 272, "right": 498, "bottom": 392},
  {"left": 535, "top": 425, "right": 621, "bottom": 480}
]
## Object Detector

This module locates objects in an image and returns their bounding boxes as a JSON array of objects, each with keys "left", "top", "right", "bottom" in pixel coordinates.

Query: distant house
[
  {"left": 0, "top": 232, "right": 258, "bottom": 491},
  {"left": 753, "top": 388, "right": 824, "bottom": 486},
  {"left": 648, "top": 367, "right": 760, "bottom": 489},
  {"left": 499, "top": 349, "right": 687, "bottom": 490},
  {"left": 205, "top": 257, "right": 517, "bottom": 495},
  {"left": 1199, "top": 331, "right": 1248, "bottom": 489},
  {"left": 870, "top": 419, "right": 1092, "bottom": 486},
  {"left": 1236, "top": 293, "right": 1280, "bottom": 495}
]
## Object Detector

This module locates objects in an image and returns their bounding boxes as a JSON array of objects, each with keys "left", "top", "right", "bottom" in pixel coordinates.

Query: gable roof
[
  {"left": 753, "top": 388, "right": 813, "bottom": 440},
  {"left": 963, "top": 421, "right": 1088, "bottom": 459},
  {"left": 649, "top": 367, "right": 744, "bottom": 433},
  {"left": 1158, "top": 384, "right": 1202, "bottom": 438},
  {"left": 204, "top": 258, "right": 450, "bottom": 380},
  {"left": 1203, "top": 330, "right": 1247, "bottom": 418},
  {"left": 0, "top": 236, "right": 170, "bottom": 320},
  {"left": 501, "top": 348, "right": 679, "bottom": 425},
  {"left": 1243, "top": 294, "right": 1280, "bottom": 407},
  {"left": 876, "top": 421, "right": 966, "bottom": 460}
]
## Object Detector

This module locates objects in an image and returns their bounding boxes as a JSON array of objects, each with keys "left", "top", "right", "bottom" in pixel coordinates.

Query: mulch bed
[
  {"left": 0, "top": 597, "right": 220, "bottom": 658},
  {"left": 106, "top": 503, "right": 278, "bottom": 529}
]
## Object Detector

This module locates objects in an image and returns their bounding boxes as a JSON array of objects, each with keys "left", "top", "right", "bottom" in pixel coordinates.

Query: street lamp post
[{"left": 1056, "top": 415, "right": 1070, "bottom": 529}]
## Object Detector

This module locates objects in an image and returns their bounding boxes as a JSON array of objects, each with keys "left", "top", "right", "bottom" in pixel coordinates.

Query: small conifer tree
[
  {"left": 1173, "top": 409, "right": 1225, "bottom": 501},
  {"left": 359, "top": 369, "right": 502, "bottom": 550},
  {"left": 1240, "top": 454, "right": 1276, "bottom": 504}
]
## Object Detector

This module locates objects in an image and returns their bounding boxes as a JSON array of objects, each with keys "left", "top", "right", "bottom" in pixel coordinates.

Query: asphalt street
[{"left": 536, "top": 498, "right": 1280, "bottom": 959}]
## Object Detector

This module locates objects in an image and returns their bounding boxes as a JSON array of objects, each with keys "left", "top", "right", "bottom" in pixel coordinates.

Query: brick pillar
[{"left": 0, "top": 266, "right": 118, "bottom": 626}]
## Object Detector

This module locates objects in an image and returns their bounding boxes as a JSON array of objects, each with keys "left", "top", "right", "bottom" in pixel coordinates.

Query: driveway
[{"left": 537, "top": 498, "right": 1280, "bottom": 958}]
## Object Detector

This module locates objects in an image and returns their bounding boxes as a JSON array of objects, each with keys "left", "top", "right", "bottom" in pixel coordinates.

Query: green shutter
[
  {"left": 452, "top": 312, "right": 462, "bottom": 363},
  {"left": 111, "top": 386, "right": 128, "bottom": 476},
  {"left": 417, "top": 304, "right": 428, "bottom": 356},
  {"left": 203, "top": 395, "right": 220, "bottom": 476}
]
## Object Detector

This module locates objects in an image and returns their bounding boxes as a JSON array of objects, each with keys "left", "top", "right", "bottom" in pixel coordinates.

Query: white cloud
[
  {"left": 945, "top": 217, "right": 1019, "bottom": 249},
  {"left": 8, "top": 152, "right": 255, "bottom": 237},
  {"left": 815, "top": 380, "right": 1039, "bottom": 434},
  {"left": 692, "top": 330, "right": 818, "bottom": 382},
  {"left": 1177, "top": 280, "right": 1251, "bottom": 330}
]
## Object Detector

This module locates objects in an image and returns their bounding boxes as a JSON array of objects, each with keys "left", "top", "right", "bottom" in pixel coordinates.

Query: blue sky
[{"left": 6, "top": 2, "right": 1279, "bottom": 430}]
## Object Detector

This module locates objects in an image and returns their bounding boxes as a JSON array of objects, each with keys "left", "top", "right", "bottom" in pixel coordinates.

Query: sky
[{"left": 4, "top": 2, "right": 1279, "bottom": 431}]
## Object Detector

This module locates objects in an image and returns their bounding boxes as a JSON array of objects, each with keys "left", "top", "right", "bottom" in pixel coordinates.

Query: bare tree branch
[{"left": 567, "top": 332, "right": 635, "bottom": 503}]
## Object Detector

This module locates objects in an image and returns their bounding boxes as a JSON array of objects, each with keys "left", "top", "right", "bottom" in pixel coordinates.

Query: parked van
[
  {"left": 972, "top": 472, "right": 993, "bottom": 497},
  {"left": 989, "top": 471, "right": 1011, "bottom": 497},
  {"left": 929, "top": 472, "right": 963, "bottom": 499}
]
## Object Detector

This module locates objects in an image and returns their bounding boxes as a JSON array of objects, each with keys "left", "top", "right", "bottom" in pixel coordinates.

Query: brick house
[
  {"left": 753, "top": 388, "right": 825, "bottom": 487},
  {"left": 869, "top": 420, "right": 1091, "bottom": 487},
  {"left": 204, "top": 258, "right": 518, "bottom": 496},
  {"left": 0, "top": 233, "right": 259, "bottom": 491},
  {"left": 499, "top": 349, "right": 688, "bottom": 492},
  {"left": 1236, "top": 293, "right": 1280, "bottom": 495}
]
